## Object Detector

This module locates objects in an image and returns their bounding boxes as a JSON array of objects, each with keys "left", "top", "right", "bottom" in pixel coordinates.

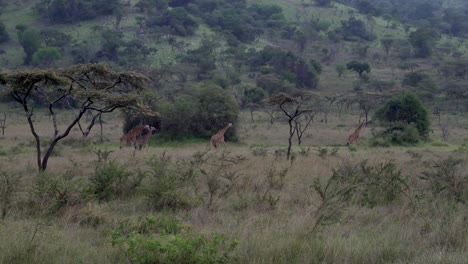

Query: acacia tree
[
  {"left": 346, "top": 60, "right": 370, "bottom": 78},
  {"left": 269, "top": 92, "right": 317, "bottom": 159},
  {"left": 0, "top": 64, "right": 151, "bottom": 171}
]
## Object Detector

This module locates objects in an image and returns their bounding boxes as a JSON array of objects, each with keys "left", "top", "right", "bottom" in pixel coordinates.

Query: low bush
[
  {"left": 112, "top": 214, "right": 238, "bottom": 264},
  {"left": 420, "top": 157, "right": 467, "bottom": 203},
  {"left": 30, "top": 172, "right": 84, "bottom": 215},
  {"left": 312, "top": 159, "right": 409, "bottom": 231},
  {"left": 145, "top": 153, "right": 197, "bottom": 210},
  {"left": 88, "top": 161, "right": 144, "bottom": 202},
  {"left": 0, "top": 171, "right": 21, "bottom": 219}
]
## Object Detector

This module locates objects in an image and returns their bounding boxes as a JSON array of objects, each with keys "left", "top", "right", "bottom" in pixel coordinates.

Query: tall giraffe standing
[
  {"left": 120, "top": 125, "right": 149, "bottom": 149},
  {"left": 135, "top": 126, "right": 156, "bottom": 150},
  {"left": 131, "top": 125, "right": 156, "bottom": 156},
  {"left": 211, "top": 123, "right": 233, "bottom": 149},
  {"left": 347, "top": 120, "right": 365, "bottom": 146}
]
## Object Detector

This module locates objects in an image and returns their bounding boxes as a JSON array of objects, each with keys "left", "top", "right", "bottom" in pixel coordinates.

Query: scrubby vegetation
[{"left": 0, "top": 0, "right": 467, "bottom": 262}]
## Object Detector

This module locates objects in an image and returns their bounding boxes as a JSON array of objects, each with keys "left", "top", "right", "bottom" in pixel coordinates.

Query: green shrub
[
  {"left": 374, "top": 92, "right": 430, "bottom": 144},
  {"left": 356, "top": 160, "right": 408, "bottom": 207},
  {"left": 250, "top": 145, "right": 268, "bottom": 156},
  {"left": 88, "top": 161, "right": 144, "bottom": 201},
  {"left": 312, "top": 159, "right": 408, "bottom": 230},
  {"left": 112, "top": 215, "right": 237, "bottom": 264},
  {"left": 370, "top": 122, "right": 426, "bottom": 146},
  {"left": 145, "top": 153, "right": 196, "bottom": 210},
  {"left": 316, "top": 147, "right": 328, "bottom": 158},
  {"left": 30, "top": 172, "right": 84, "bottom": 214},
  {"left": 0, "top": 171, "right": 21, "bottom": 219},
  {"left": 420, "top": 157, "right": 467, "bottom": 202}
]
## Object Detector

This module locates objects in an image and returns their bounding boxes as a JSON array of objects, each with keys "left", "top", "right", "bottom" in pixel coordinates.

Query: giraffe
[
  {"left": 347, "top": 120, "right": 365, "bottom": 146},
  {"left": 134, "top": 125, "right": 156, "bottom": 150},
  {"left": 119, "top": 124, "right": 149, "bottom": 149},
  {"left": 211, "top": 123, "right": 233, "bottom": 149}
]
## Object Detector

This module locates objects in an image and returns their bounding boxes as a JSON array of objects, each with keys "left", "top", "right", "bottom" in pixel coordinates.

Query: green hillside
[
  {"left": 0, "top": 0, "right": 467, "bottom": 136},
  {"left": 1, "top": 2, "right": 468, "bottom": 263}
]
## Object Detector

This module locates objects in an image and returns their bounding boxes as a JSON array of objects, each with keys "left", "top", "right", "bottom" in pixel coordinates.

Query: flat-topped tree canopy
[
  {"left": 269, "top": 91, "right": 320, "bottom": 159},
  {"left": 0, "top": 63, "right": 154, "bottom": 171}
]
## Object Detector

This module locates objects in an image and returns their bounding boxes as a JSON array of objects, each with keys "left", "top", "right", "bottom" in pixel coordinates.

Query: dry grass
[{"left": 0, "top": 108, "right": 467, "bottom": 263}]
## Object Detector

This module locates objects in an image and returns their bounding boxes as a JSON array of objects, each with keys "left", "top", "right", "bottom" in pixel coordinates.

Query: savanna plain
[{"left": 0, "top": 107, "right": 467, "bottom": 264}]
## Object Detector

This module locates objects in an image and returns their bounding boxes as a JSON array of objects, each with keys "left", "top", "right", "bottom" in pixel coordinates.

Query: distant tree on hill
[
  {"left": 356, "top": 0, "right": 380, "bottom": 16},
  {"left": 380, "top": 36, "right": 394, "bottom": 56},
  {"left": 442, "top": 8, "right": 468, "bottom": 37},
  {"left": 444, "top": 82, "right": 466, "bottom": 112},
  {"left": 40, "top": 29, "right": 71, "bottom": 48},
  {"left": 35, "top": 0, "right": 121, "bottom": 23},
  {"left": 408, "top": 27, "right": 440, "bottom": 58},
  {"left": 408, "top": 2, "right": 436, "bottom": 21},
  {"left": 95, "top": 29, "right": 124, "bottom": 62},
  {"left": 16, "top": 25, "right": 41, "bottom": 65},
  {"left": 335, "top": 64, "right": 346, "bottom": 78},
  {"left": 169, "top": 0, "right": 191, "bottom": 8},
  {"left": 0, "top": 21, "right": 9, "bottom": 44},
  {"left": 32, "top": 47, "right": 61, "bottom": 67},
  {"left": 315, "top": 0, "right": 332, "bottom": 7},
  {"left": 346, "top": 60, "right": 370, "bottom": 78},
  {"left": 247, "top": 46, "right": 320, "bottom": 89},
  {"left": 136, "top": 0, "right": 168, "bottom": 14},
  {"left": 182, "top": 36, "right": 219, "bottom": 80},
  {"left": 146, "top": 7, "right": 198, "bottom": 36},
  {"left": 401, "top": 72, "right": 430, "bottom": 87},
  {"left": 119, "top": 40, "right": 157, "bottom": 67},
  {"left": 337, "top": 17, "right": 376, "bottom": 41}
]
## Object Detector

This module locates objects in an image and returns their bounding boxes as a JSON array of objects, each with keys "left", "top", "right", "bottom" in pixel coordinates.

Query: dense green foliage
[
  {"left": 247, "top": 46, "right": 321, "bottom": 89},
  {"left": 346, "top": 60, "right": 370, "bottom": 77},
  {"left": 146, "top": 7, "right": 198, "bottom": 36},
  {"left": 374, "top": 92, "right": 430, "bottom": 144},
  {"left": 335, "top": 17, "right": 376, "bottom": 41},
  {"left": 34, "top": 0, "right": 121, "bottom": 23},
  {"left": 16, "top": 27, "right": 41, "bottom": 65},
  {"left": 123, "top": 83, "right": 239, "bottom": 141},
  {"left": 112, "top": 215, "right": 237, "bottom": 264},
  {"left": 158, "top": 84, "right": 239, "bottom": 140},
  {"left": 0, "top": 21, "right": 9, "bottom": 43},
  {"left": 338, "top": 0, "right": 468, "bottom": 37}
]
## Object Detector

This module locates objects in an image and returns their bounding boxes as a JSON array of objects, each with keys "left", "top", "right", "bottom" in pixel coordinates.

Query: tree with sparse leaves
[
  {"left": 269, "top": 92, "right": 317, "bottom": 159},
  {"left": 0, "top": 64, "right": 152, "bottom": 171}
]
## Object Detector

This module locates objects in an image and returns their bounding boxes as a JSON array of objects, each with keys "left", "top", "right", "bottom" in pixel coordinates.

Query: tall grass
[{"left": 0, "top": 108, "right": 467, "bottom": 263}]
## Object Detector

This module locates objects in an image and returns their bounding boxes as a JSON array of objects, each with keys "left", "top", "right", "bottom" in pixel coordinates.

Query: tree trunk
[
  {"left": 40, "top": 140, "right": 59, "bottom": 171},
  {"left": 99, "top": 115, "right": 103, "bottom": 143},
  {"left": 287, "top": 120, "right": 295, "bottom": 160}
]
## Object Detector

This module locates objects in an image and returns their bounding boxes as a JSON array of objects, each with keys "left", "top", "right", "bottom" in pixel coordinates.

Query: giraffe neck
[
  {"left": 218, "top": 124, "right": 231, "bottom": 136},
  {"left": 355, "top": 122, "right": 364, "bottom": 133}
]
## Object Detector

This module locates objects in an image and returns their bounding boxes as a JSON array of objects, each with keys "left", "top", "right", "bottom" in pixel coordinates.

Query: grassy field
[
  {"left": 0, "top": 105, "right": 467, "bottom": 263},
  {"left": 0, "top": 1, "right": 467, "bottom": 262}
]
